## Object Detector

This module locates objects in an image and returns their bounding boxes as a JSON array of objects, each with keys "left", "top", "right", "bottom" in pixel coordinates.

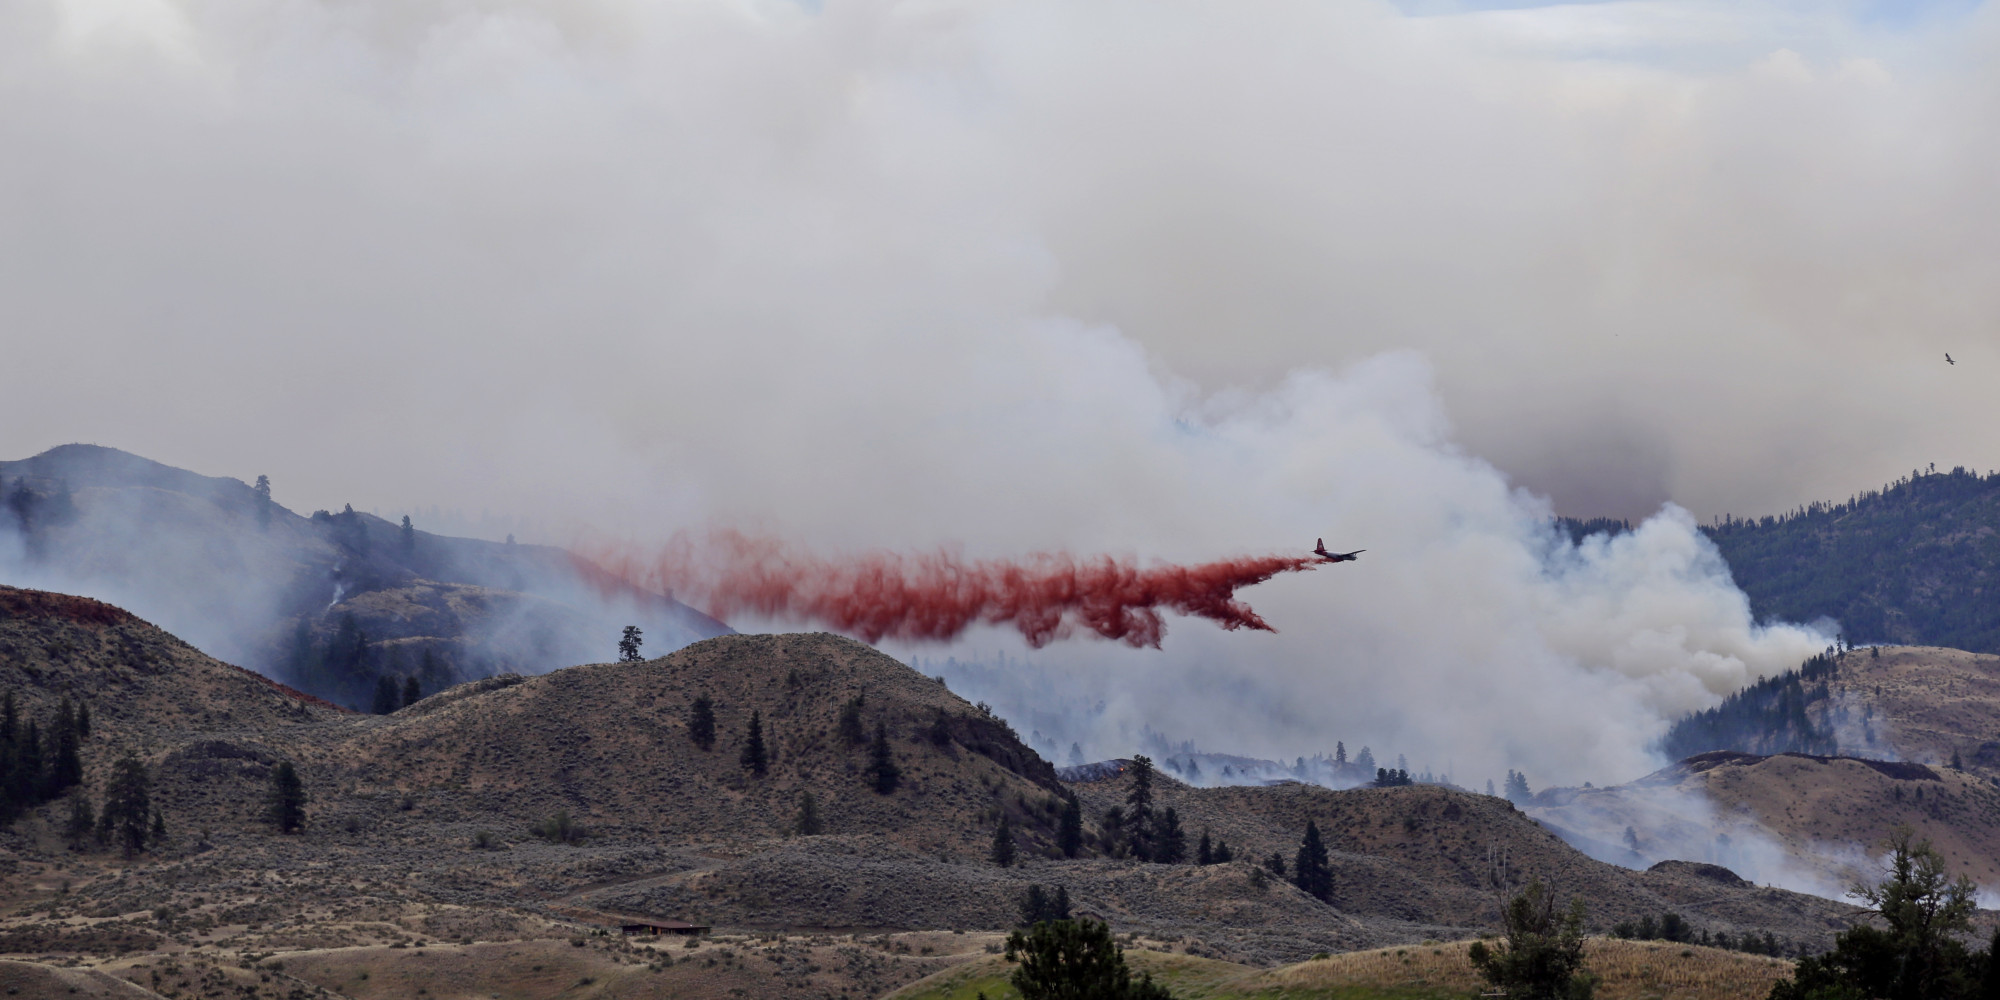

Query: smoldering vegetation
[{"left": 0, "top": 444, "right": 727, "bottom": 710}]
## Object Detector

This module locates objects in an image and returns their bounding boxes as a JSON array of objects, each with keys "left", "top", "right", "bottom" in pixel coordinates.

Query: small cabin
[{"left": 619, "top": 919, "right": 708, "bottom": 937}]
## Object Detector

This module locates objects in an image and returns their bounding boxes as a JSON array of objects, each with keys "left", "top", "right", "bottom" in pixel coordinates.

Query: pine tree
[
  {"left": 837, "top": 697, "right": 867, "bottom": 747},
  {"left": 150, "top": 808, "right": 166, "bottom": 842},
  {"left": 1505, "top": 770, "right": 1532, "bottom": 802},
  {"left": 100, "top": 754, "right": 151, "bottom": 857},
  {"left": 740, "top": 711, "right": 768, "bottom": 776},
  {"left": 618, "top": 625, "right": 644, "bottom": 663},
  {"left": 402, "top": 674, "right": 422, "bottom": 708},
  {"left": 794, "top": 792, "right": 823, "bottom": 836},
  {"left": 1213, "top": 839, "right": 1233, "bottom": 863},
  {"left": 1196, "top": 829, "right": 1213, "bottom": 865},
  {"left": 1154, "top": 807, "right": 1186, "bottom": 864},
  {"left": 1123, "top": 755, "right": 1155, "bottom": 862},
  {"left": 1293, "top": 819, "right": 1333, "bottom": 902},
  {"left": 63, "top": 789, "right": 96, "bottom": 850},
  {"left": 688, "top": 696, "right": 716, "bottom": 751},
  {"left": 1355, "top": 746, "right": 1376, "bottom": 773},
  {"left": 372, "top": 674, "right": 400, "bottom": 715},
  {"left": 1335, "top": 741, "right": 1347, "bottom": 767},
  {"left": 46, "top": 698, "right": 82, "bottom": 797},
  {"left": 255, "top": 475, "right": 273, "bottom": 530},
  {"left": 400, "top": 514, "right": 415, "bottom": 555},
  {"left": 866, "top": 722, "right": 900, "bottom": 794},
  {"left": 75, "top": 701, "right": 89, "bottom": 739},
  {"left": 992, "top": 813, "right": 1016, "bottom": 867},
  {"left": 1058, "top": 795, "right": 1083, "bottom": 858},
  {"left": 268, "top": 760, "right": 306, "bottom": 833}
]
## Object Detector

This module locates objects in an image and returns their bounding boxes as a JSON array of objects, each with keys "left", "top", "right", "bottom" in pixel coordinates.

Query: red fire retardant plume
[{"left": 582, "top": 533, "right": 1324, "bottom": 648}]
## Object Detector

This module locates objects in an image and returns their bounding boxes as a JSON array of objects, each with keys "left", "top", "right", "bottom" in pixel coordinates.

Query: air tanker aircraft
[{"left": 1314, "top": 539, "right": 1363, "bottom": 563}]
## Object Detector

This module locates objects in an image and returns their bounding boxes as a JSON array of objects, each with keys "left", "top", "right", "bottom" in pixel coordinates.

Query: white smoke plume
[{"left": 5, "top": 0, "right": 1977, "bottom": 785}]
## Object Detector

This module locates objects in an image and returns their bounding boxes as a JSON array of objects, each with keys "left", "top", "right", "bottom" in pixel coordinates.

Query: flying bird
[
  {"left": 1314, "top": 538, "right": 1363, "bottom": 563},
  {"left": 1946, "top": 353, "right": 1955, "bottom": 365}
]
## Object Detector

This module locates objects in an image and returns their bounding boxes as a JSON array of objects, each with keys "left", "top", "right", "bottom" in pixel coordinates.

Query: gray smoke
[{"left": 7, "top": 0, "right": 1971, "bottom": 779}]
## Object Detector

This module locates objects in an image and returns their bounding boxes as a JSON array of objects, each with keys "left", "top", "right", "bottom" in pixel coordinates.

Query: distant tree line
[
  {"left": 1609, "top": 911, "right": 1791, "bottom": 956},
  {"left": 1704, "top": 465, "right": 2000, "bottom": 653},
  {"left": 1659, "top": 652, "right": 1841, "bottom": 761},
  {"left": 0, "top": 692, "right": 89, "bottom": 823},
  {"left": 288, "top": 615, "right": 443, "bottom": 714}
]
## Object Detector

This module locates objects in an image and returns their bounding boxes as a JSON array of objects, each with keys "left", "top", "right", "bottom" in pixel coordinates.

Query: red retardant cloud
[{"left": 581, "top": 533, "right": 1323, "bottom": 648}]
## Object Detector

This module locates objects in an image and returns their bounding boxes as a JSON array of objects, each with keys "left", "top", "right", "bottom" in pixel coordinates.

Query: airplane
[
  {"left": 1314, "top": 538, "right": 1363, "bottom": 562},
  {"left": 1946, "top": 353, "right": 1955, "bottom": 365}
]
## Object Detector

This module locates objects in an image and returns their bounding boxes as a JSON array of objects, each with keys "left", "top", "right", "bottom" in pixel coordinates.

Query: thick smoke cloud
[{"left": 1, "top": 0, "right": 1971, "bottom": 784}]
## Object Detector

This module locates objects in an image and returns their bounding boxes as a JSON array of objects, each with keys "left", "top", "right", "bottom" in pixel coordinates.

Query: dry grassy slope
[
  {"left": 889, "top": 937, "right": 1797, "bottom": 1000},
  {"left": 0, "top": 586, "right": 341, "bottom": 744},
  {"left": 1071, "top": 775, "right": 1859, "bottom": 940},
  {"left": 328, "top": 632, "right": 1070, "bottom": 857},
  {"left": 1534, "top": 751, "right": 2000, "bottom": 891},
  {"left": 1830, "top": 646, "right": 2000, "bottom": 771}
]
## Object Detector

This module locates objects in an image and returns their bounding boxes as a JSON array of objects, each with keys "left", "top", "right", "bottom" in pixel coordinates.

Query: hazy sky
[{"left": 2, "top": 0, "right": 1992, "bottom": 783}]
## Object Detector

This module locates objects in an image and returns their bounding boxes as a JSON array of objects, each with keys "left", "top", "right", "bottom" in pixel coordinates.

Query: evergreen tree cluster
[
  {"left": 1194, "top": 828, "right": 1235, "bottom": 865},
  {"left": 289, "top": 616, "right": 445, "bottom": 713},
  {"left": 1004, "top": 919, "right": 1173, "bottom": 1000},
  {"left": 1374, "top": 767, "right": 1413, "bottom": 787},
  {"left": 0, "top": 692, "right": 90, "bottom": 824},
  {"left": 1468, "top": 881, "right": 1597, "bottom": 1000},
  {"left": 1769, "top": 830, "right": 1998, "bottom": 1000},
  {"left": 1016, "top": 884, "right": 1072, "bottom": 927},
  {"left": 1100, "top": 756, "right": 1186, "bottom": 862},
  {"left": 1503, "top": 770, "right": 1532, "bottom": 803},
  {"left": 1659, "top": 652, "right": 1841, "bottom": 761},
  {"left": 1703, "top": 465, "right": 2000, "bottom": 653},
  {"left": 1608, "top": 912, "right": 1789, "bottom": 956}
]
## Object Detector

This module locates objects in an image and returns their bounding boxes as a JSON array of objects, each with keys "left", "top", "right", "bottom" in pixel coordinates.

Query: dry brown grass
[{"left": 1259, "top": 937, "right": 1791, "bottom": 1000}]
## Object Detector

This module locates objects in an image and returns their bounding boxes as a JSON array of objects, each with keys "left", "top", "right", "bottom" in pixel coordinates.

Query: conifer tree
[
  {"left": 618, "top": 625, "right": 644, "bottom": 662},
  {"left": 1196, "top": 829, "right": 1213, "bottom": 866},
  {"left": 255, "top": 475, "right": 273, "bottom": 530},
  {"left": 63, "top": 789, "right": 96, "bottom": 850},
  {"left": 794, "top": 791, "right": 823, "bottom": 836},
  {"left": 1155, "top": 807, "right": 1187, "bottom": 864},
  {"left": 400, "top": 514, "right": 415, "bottom": 555},
  {"left": 1293, "top": 819, "right": 1333, "bottom": 902},
  {"left": 688, "top": 696, "right": 716, "bottom": 751},
  {"left": 150, "top": 808, "right": 166, "bottom": 842},
  {"left": 402, "top": 674, "right": 422, "bottom": 708},
  {"left": 1213, "top": 839, "right": 1233, "bottom": 863},
  {"left": 100, "top": 754, "right": 151, "bottom": 857},
  {"left": 866, "top": 722, "right": 900, "bottom": 794},
  {"left": 268, "top": 760, "right": 306, "bottom": 833},
  {"left": 838, "top": 697, "right": 867, "bottom": 747},
  {"left": 992, "top": 813, "right": 1016, "bottom": 867},
  {"left": 741, "top": 711, "right": 768, "bottom": 776},
  {"left": 372, "top": 674, "right": 400, "bottom": 715},
  {"left": 75, "top": 701, "right": 89, "bottom": 739},
  {"left": 1123, "top": 755, "right": 1155, "bottom": 862},
  {"left": 1058, "top": 795, "right": 1083, "bottom": 858}
]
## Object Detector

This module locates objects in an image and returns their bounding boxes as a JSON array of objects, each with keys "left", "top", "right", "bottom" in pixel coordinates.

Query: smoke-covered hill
[
  {"left": 1659, "top": 645, "right": 2000, "bottom": 775},
  {"left": 1700, "top": 465, "right": 2000, "bottom": 652},
  {"left": 0, "top": 444, "right": 728, "bottom": 709},
  {"left": 0, "top": 588, "right": 1866, "bottom": 973}
]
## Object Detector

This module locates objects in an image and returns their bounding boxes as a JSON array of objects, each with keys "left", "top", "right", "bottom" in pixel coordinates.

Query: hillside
[
  {"left": 0, "top": 587, "right": 1880, "bottom": 998},
  {"left": 1530, "top": 750, "right": 2000, "bottom": 895},
  {"left": 0, "top": 444, "right": 728, "bottom": 709},
  {"left": 1660, "top": 645, "right": 2000, "bottom": 776},
  {"left": 890, "top": 937, "right": 1798, "bottom": 1000},
  {"left": 1700, "top": 465, "right": 2000, "bottom": 652}
]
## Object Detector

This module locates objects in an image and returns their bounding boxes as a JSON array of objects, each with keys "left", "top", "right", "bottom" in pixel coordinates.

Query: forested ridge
[{"left": 1700, "top": 465, "right": 2000, "bottom": 652}]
